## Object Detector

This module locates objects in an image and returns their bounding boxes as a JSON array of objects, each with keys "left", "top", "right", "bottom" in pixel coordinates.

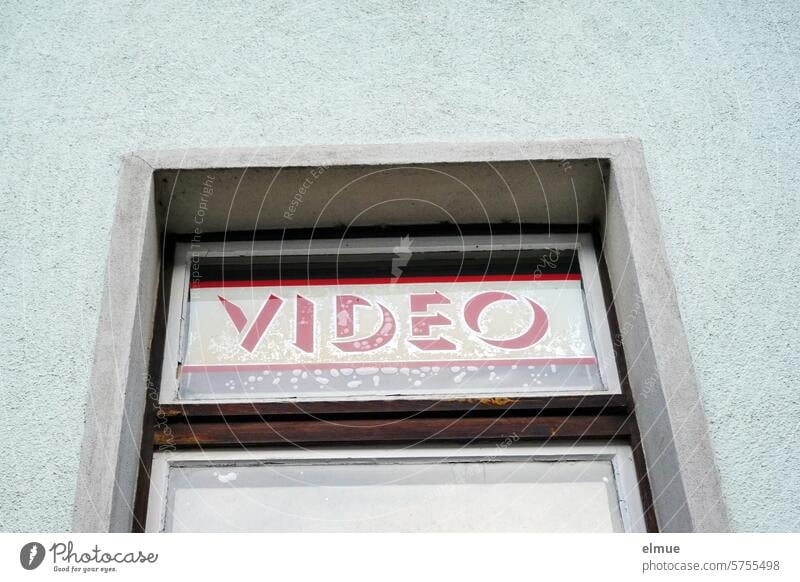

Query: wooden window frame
[{"left": 132, "top": 224, "right": 659, "bottom": 533}]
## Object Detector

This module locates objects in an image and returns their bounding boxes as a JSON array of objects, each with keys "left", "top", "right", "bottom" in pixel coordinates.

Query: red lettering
[
  {"left": 408, "top": 291, "right": 456, "bottom": 351},
  {"left": 463, "top": 291, "right": 548, "bottom": 349},
  {"left": 332, "top": 296, "right": 396, "bottom": 352}
]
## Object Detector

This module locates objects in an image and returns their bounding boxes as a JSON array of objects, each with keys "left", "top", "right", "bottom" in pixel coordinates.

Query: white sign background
[{"left": 183, "top": 277, "right": 597, "bottom": 370}]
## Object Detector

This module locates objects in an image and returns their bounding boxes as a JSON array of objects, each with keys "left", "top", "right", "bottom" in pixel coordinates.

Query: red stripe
[
  {"left": 181, "top": 357, "right": 597, "bottom": 374},
  {"left": 190, "top": 273, "right": 581, "bottom": 289}
]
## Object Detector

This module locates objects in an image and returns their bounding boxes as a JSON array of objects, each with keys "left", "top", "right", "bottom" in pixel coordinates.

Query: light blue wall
[{"left": 1, "top": 1, "right": 798, "bottom": 532}]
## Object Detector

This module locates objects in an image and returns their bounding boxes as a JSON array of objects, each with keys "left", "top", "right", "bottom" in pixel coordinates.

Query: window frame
[
  {"left": 146, "top": 443, "right": 646, "bottom": 533},
  {"left": 160, "top": 233, "right": 621, "bottom": 404}
]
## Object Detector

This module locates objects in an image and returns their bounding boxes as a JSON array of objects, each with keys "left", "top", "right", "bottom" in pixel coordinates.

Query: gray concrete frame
[{"left": 73, "top": 139, "right": 729, "bottom": 532}]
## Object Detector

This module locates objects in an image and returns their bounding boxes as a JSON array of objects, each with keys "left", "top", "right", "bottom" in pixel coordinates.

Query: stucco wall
[{"left": 1, "top": 0, "right": 798, "bottom": 532}]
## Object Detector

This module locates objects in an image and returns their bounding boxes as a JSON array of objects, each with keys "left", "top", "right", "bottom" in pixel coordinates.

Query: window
[
  {"left": 147, "top": 445, "right": 642, "bottom": 533},
  {"left": 137, "top": 230, "right": 655, "bottom": 532},
  {"left": 161, "top": 234, "right": 619, "bottom": 402}
]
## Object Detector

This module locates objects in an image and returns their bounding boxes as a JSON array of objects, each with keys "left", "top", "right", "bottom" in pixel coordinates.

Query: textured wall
[{"left": 1, "top": 1, "right": 798, "bottom": 532}]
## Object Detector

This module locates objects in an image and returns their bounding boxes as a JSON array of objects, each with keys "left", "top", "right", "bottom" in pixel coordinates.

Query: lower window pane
[{"left": 153, "top": 448, "right": 635, "bottom": 532}]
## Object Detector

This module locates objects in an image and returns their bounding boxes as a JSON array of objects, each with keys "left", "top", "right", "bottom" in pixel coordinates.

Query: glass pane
[
  {"left": 162, "top": 456, "right": 624, "bottom": 532},
  {"left": 177, "top": 248, "right": 605, "bottom": 400}
]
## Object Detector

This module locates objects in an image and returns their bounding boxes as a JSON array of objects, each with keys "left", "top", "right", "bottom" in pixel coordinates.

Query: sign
[{"left": 179, "top": 274, "right": 603, "bottom": 399}]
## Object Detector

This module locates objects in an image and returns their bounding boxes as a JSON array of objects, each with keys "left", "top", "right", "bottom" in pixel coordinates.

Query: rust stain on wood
[
  {"left": 153, "top": 413, "right": 631, "bottom": 447},
  {"left": 455, "top": 397, "right": 517, "bottom": 407}
]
